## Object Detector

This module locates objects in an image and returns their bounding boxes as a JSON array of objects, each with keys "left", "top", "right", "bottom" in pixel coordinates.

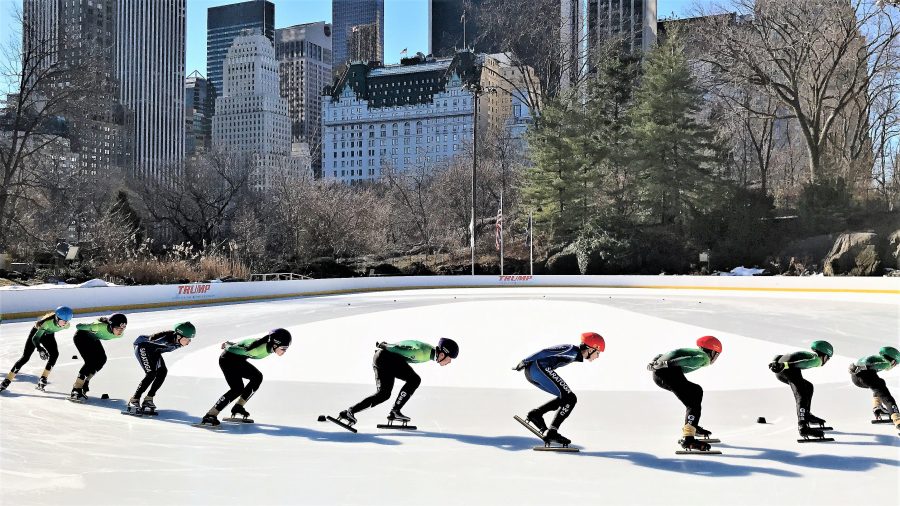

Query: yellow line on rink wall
[{"left": 1, "top": 282, "right": 896, "bottom": 321}]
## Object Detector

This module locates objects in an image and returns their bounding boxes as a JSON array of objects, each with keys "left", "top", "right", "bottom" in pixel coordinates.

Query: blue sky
[{"left": 1, "top": 0, "right": 698, "bottom": 76}]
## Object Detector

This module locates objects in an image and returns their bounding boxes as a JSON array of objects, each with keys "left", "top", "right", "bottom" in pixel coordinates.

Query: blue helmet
[{"left": 55, "top": 306, "right": 73, "bottom": 321}]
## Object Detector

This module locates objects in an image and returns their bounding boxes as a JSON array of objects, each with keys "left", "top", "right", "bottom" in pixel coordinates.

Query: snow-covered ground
[{"left": 0, "top": 287, "right": 898, "bottom": 505}]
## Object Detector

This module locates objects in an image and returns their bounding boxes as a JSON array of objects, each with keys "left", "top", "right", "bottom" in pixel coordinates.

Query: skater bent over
[
  {"left": 126, "top": 322, "right": 196, "bottom": 414},
  {"left": 514, "top": 332, "right": 605, "bottom": 446},
  {"left": 69, "top": 313, "right": 128, "bottom": 401},
  {"left": 768, "top": 340, "right": 833, "bottom": 438},
  {"left": 0, "top": 306, "right": 72, "bottom": 393},
  {"left": 849, "top": 346, "right": 900, "bottom": 429},
  {"left": 199, "top": 329, "right": 291, "bottom": 426},
  {"left": 648, "top": 335, "right": 721, "bottom": 451},
  {"left": 338, "top": 338, "right": 460, "bottom": 426}
]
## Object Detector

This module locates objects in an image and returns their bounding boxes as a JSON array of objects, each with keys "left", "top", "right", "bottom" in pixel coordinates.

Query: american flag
[{"left": 495, "top": 208, "right": 503, "bottom": 251}]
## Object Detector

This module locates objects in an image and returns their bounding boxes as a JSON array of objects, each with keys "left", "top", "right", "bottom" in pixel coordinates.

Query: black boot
[
  {"left": 0, "top": 379, "right": 10, "bottom": 392},
  {"left": 805, "top": 414, "right": 826, "bottom": 426},
  {"left": 798, "top": 423, "right": 824, "bottom": 439},
  {"left": 388, "top": 410, "right": 411, "bottom": 422},
  {"left": 339, "top": 409, "right": 357, "bottom": 425},
  {"left": 543, "top": 429, "right": 571, "bottom": 446},
  {"left": 527, "top": 410, "right": 548, "bottom": 433},
  {"left": 694, "top": 425, "right": 712, "bottom": 438},
  {"left": 231, "top": 405, "right": 250, "bottom": 419},
  {"left": 201, "top": 414, "right": 220, "bottom": 426},
  {"left": 679, "top": 436, "right": 711, "bottom": 451}
]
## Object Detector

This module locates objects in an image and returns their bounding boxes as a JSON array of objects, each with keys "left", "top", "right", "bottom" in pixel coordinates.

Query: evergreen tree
[
  {"left": 627, "top": 36, "right": 719, "bottom": 228},
  {"left": 522, "top": 97, "right": 589, "bottom": 240}
]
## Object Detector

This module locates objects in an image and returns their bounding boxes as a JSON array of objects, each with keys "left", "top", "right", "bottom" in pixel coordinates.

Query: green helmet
[
  {"left": 810, "top": 340, "right": 833, "bottom": 358},
  {"left": 879, "top": 346, "right": 900, "bottom": 364},
  {"left": 174, "top": 322, "right": 196, "bottom": 339}
]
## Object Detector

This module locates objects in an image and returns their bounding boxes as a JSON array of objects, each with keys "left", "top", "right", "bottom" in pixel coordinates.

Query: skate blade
[
  {"left": 376, "top": 423, "right": 417, "bottom": 430},
  {"left": 698, "top": 438, "right": 721, "bottom": 444},
  {"left": 325, "top": 415, "right": 358, "bottom": 433},
  {"left": 191, "top": 422, "right": 226, "bottom": 430},
  {"left": 797, "top": 437, "right": 835, "bottom": 443},
  {"left": 223, "top": 417, "right": 254, "bottom": 424},
  {"left": 676, "top": 450, "right": 722, "bottom": 455},
  {"left": 871, "top": 419, "right": 893, "bottom": 424},
  {"left": 513, "top": 415, "right": 545, "bottom": 440},
  {"left": 534, "top": 445, "right": 579, "bottom": 452}
]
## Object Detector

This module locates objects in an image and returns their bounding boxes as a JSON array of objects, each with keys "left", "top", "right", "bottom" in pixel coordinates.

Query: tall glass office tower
[{"left": 207, "top": 0, "right": 274, "bottom": 102}]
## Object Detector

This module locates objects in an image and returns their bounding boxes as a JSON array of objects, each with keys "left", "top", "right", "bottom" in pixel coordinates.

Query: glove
[
  {"left": 221, "top": 341, "right": 235, "bottom": 350},
  {"left": 376, "top": 341, "right": 387, "bottom": 350},
  {"left": 848, "top": 364, "right": 864, "bottom": 374},
  {"left": 768, "top": 362, "right": 785, "bottom": 373},
  {"left": 647, "top": 360, "right": 668, "bottom": 371},
  {"left": 512, "top": 361, "right": 526, "bottom": 371},
  {"left": 38, "top": 347, "right": 49, "bottom": 361}
]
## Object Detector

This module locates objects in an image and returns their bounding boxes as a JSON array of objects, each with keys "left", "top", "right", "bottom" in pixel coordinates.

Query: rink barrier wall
[{"left": 1, "top": 275, "right": 898, "bottom": 320}]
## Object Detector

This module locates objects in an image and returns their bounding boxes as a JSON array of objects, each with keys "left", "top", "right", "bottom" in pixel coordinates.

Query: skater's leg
[
  {"left": 7, "top": 331, "right": 38, "bottom": 381},
  {"left": 784, "top": 369, "right": 813, "bottom": 425},
  {"left": 147, "top": 360, "right": 168, "bottom": 398},
  {"left": 391, "top": 360, "right": 420, "bottom": 412},
  {"left": 232, "top": 361, "right": 262, "bottom": 412},
  {"left": 40, "top": 336, "right": 59, "bottom": 382},
  {"left": 349, "top": 349, "right": 396, "bottom": 414},
  {"left": 131, "top": 343, "right": 159, "bottom": 401},
  {"left": 526, "top": 363, "right": 576, "bottom": 429},
  {"left": 209, "top": 354, "right": 248, "bottom": 415}
]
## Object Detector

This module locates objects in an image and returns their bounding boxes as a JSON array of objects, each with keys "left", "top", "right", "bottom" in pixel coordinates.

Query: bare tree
[
  {"left": 135, "top": 151, "right": 253, "bottom": 248},
  {"left": 700, "top": 0, "right": 900, "bottom": 184},
  {"left": 0, "top": 7, "right": 110, "bottom": 250}
]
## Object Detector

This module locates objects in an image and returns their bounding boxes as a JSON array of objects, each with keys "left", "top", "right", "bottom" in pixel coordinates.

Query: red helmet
[
  {"left": 581, "top": 332, "right": 605, "bottom": 352},
  {"left": 697, "top": 335, "right": 722, "bottom": 353}
]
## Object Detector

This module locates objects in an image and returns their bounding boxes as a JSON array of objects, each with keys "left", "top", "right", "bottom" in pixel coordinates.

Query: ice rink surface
[{"left": 1, "top": 286, "right": 898, "bottom": 505}]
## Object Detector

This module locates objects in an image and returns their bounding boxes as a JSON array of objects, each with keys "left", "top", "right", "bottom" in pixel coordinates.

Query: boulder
[
  {"left": 545, "top": 244, "right": 579, "bottom": 274},
  {"left": 884, "top": 230, "right": 900, "bottom": 270},
  {"left": 823, "top": 232, "right": 882, "bottom": 276}
]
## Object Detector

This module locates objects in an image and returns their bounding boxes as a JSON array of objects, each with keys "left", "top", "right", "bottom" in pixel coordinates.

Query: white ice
[{"left": 0, "top": 287, "right": 898, "bottom": 505}]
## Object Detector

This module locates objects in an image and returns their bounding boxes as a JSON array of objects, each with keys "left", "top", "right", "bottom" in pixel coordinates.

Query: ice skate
[
  {"left": 198, "top": 414, "right": 220, "bottom": 426},
  {"left": 0, "top": 379, "right": 10, "bottom": 393},
  {"left": 338, "top": 409, "right": 357, "bottom": 425},
  {"left": 679, "top": 435, "right": 711, "bottom": 451},
  {"left": 141, "top": 398, "right": 157, "bottom": 414},
  {"left": 35, "top": 377, "right": 47, "bottom": 392},
  {"left": 125, "top": 398, "right": 142, "bottom": 414},
  {"left": 797, "top": 423, "right": 834, "bottom": 442},
  {"left": 69, "top": 388, "right": 87, "bottom": 403},
  {"left": 387, "top": 410, "right": 411, "bottom": 422},
  {"left": 379, "top": 410, "right": 416, "bottom": 430},
  {"left": 527, "top": 409, "right": 548, "bottom": 433},
  {"left": 543, "top": 428, "right": 571, "bottom": 446},
  {"left": 224, "top": 405, "right": 254, "bottom": 423}
]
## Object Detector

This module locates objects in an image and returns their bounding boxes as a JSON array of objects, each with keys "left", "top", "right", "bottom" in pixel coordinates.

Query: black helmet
[
  {"left": 437, "top": 337, "right": 459, "bottom": 359},
  {"left": 267, "top": 328, "right": 292, "bottom": 349},
  {"left": 108, "top": 313, "right": 127, "bottom": 329}
]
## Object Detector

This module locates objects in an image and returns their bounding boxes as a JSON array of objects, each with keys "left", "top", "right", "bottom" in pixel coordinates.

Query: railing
[{"left": 249, "top": 272, "right": 312, "bottom": 281}]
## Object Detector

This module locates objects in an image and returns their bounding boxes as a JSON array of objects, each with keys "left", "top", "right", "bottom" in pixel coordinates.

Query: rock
[
  {"left": 884, "top": 230, "right": 900, "bottom": 270},
  {"left": 545, "top": 244, "right": 579, "bottom": 275},
  {"left": 823, "top": 232, "right": 882, "bottom": 276}
]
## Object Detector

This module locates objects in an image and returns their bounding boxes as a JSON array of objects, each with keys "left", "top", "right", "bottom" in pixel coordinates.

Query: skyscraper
[
  {"left": 23, "top": 0, "right": 125, "bottom": 177},
  {"left": 276, "top": 22, "right": 332, "bottom": 178},
  {"left": 207, "top": 0, "right": 275, "bottom": 102},
  {"left": 588, "top": 0, "right": 657, "bottom": 53},
  {"left": 117, "top": 0, "right": 186, "bottom": 179},
  {"left": 213, "top": 30, "right": 301, "bottom": 189},
  {"left": 185, "top": 71, "right": 212, "bottom": 157},
  {"left": 332, "top": 0, "right": 384, "bottom": 67}
]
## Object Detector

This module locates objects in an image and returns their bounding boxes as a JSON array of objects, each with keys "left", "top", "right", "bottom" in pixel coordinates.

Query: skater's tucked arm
[
  {"left": 31, "top": 318, "right": 68, "bottom": 347},
  {"left": 76, "top": 321, "right": 123, "bottom": 340},
  {"left": 520, "top": 345, "right": 581, "bottom": 370},
  {"left": 225, "top": 337, "right": 271, "bottom": 359},
  {"left": 780, "top": 351, "right": 822, "bottom": 369},
  {"left": 856, "top": 355, "right": 892, "bottom": 372},
  {"left": 383, "top": 340, "right": 434, "bottom": 363},
  {"left": 660, "top": 348, "right": 710, "bottom": 373}
]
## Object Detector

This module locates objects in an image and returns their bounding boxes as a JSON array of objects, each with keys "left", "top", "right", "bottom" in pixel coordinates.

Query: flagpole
[{"left": 500, "top": 193, "right": 504, "bottom": 275}]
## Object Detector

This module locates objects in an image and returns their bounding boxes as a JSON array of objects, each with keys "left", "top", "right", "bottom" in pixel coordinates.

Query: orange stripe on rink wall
[{"left": 1, "top": 279, "right": 896, "bottom": 321}]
